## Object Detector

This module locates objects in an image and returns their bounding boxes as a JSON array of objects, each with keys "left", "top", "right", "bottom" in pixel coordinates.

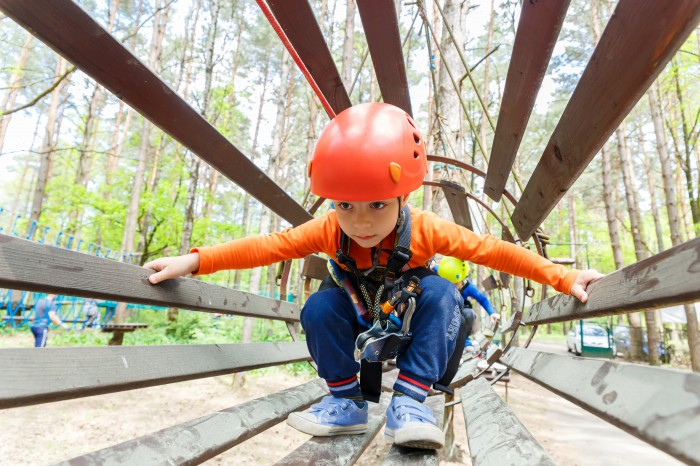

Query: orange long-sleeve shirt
[{"left": 193, "top": 207, "right": 580, "bottom": 294}]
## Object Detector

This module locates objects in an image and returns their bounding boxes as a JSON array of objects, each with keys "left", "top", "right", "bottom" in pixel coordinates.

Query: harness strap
[{"left": 335, "top": 205, "right": 413, "bottom": 314}]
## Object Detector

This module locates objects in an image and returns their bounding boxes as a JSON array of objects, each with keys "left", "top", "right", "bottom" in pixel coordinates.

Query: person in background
[
  {"left": 30, "top": 293, "right": 68, "bottom": 347},
  {"left": 82, "top": 298, "right": 101, "bottom": 329},
  {"left": 435, "top": 257, "right": 499, "bottom": 349}
]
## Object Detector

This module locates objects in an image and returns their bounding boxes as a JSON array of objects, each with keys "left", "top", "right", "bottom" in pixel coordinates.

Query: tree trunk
[
  {"left": 68, "top": 83, "right": 106, "bottom": 235},
  {"left": 670, "top": 60, "right": 700, "bottom": 235},
  {"left": 28, "top": 57, "right": 71, "bottom": 235},
  {"left": 436, "top": 0, "right": 466, "bottom": 165},
  {"left": 117, "top": 0, "right": 170, "bottom": 323},
  {"left": 0, "top": 32, "right": 33, "bottom": 153},
  {"left": 478, "top": 0, "right": 495, "bottom": 161},
  {"left": 341, "top": 0, "right": 355, "bottom": 88},
  {"left": 641, "top": 148, "right": 665, "bottom": 252},
  {"left": 617, "top": 126, "right": 660, "bottom": 365},
  {"left": 649, "top": 85, "right": 700, "bottom": 371},
  {"left": 601, "top": 144, "right": 625, "bottom": 270}
]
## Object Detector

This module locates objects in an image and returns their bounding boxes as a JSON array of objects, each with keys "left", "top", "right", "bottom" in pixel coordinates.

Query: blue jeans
[{"left": 301, "top": 272, "right": 463, "bottom": 401}]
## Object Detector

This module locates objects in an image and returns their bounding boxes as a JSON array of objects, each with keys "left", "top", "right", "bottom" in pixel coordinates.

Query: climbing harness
[{"left": 354, "top": 276, "right": 421, "bottom": 362}]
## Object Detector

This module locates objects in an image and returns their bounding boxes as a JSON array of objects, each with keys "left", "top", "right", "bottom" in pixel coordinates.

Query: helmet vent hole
[
  {"left": 413, "top": 151, "right": 420, "bottom": 159},
  {"left": 406, "top": 116, "right": 416, "bottom": 128},
  {"left": 413, "top": 133, "right": 420, "bottom": 144}
]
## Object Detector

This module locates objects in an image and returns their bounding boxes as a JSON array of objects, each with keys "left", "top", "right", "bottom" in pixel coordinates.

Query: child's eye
[
  {"left": 370, "top": 202, "right": 386, "bottom": 210},
  {"left": 337, "top": 202, "right": 352, "bottom": 210}
]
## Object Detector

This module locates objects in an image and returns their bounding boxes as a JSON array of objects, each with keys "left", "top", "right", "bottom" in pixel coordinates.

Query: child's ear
[{"left": 399, "top": 194, "right": 410, "bottom": 206}]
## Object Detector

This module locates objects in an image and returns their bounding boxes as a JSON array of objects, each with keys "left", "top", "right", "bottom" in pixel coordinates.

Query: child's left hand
[{"left": 570, "top": 269, "right": 605, "bottom": 303}]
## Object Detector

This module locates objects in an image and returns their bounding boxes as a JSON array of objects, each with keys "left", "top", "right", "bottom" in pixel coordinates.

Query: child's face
[{"left": 333, "top": 195, "right": 409, "bottom": 248}]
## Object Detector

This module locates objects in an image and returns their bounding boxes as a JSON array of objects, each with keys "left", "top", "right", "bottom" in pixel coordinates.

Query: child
[
  {"left": 435, "top": 256, "right": 499, "bottom": 343},
  {"left": 144, "top": 102, "right": 602, "bottom": 449}
]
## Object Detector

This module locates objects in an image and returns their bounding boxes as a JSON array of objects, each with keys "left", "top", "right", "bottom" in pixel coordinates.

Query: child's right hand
[{"left": 144, "top": 253, "right": 200, "bottom": 284}]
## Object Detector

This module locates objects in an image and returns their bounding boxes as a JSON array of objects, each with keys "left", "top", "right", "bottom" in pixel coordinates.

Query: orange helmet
[{"left": 309, "top": 103, "right": 427, "bottom": 201}]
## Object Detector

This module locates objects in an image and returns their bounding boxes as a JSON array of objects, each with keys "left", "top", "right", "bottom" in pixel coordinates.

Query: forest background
[{"left": 0, "top": 0, "right": 699, "bottom": 369}]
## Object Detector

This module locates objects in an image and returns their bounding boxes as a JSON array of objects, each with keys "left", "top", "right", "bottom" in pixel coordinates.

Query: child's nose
[{"left": 353, "top": 211, "right": 372, "bottom": 228}]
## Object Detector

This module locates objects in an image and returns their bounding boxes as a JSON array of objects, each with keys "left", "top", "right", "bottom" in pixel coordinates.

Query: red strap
[{"left": 255, "top": 0, "right": 337, "bottom": 119}]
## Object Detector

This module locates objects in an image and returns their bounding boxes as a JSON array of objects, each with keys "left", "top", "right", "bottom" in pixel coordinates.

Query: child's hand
[
  {"left": 570, "top": 269, "right": 605, "bottom": 303},
  {"left": 489, "top": 313, "right": 501, "bottom": 325},
  {"left": 144, "top": 253, "right": 200, "bottom": 284}
]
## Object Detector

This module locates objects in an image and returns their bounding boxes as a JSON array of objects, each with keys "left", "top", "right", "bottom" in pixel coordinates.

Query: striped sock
[
  {"left": 327, "top": 375, "right": 362, "bottom": 399},
  {"left": 393, "top": 371, "right": 431, "bottom": 402}
]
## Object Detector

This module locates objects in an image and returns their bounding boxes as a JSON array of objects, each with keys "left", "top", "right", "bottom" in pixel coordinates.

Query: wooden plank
[
  {"left": 460, "top": 377, "right": 556, "bottom": 466},
  {"left": 511, "top": 0, "right": 700, "bottom": 240},
  {"left": 524, "top": 237, "right": 700, "bottom": 325},
  {"left": 357, "top": 0, "right": 412, "bottom": 115},
  {"left": 0, "top": 341, "right": 311, "bottom": 409},
  {"left": 0, "top": 234, "right": 300, "bottom": 323},
  {"left": 440, "top": 181, "right": 473, "bottom": 230},
  {"left": 0, "top": 0, "right": 313, "bottom": 227},
  {"left": 448, "top": 358, "right": 480, "bottom": 390},
  {"left": 501, "top": 347, "right": 700, "bottom": 466},
  {"left": 484, "top": 0, "right": 570, "bottom": 202},
  {"left": 60, "top": 379, "right": 327, "bottom": 466},
  {"left": 383, "top": 395, "right": 445, "bottom": 465},
  {"left": 267, "top": 0, "right": 352, "bottom": 115},
  {"left": 302, "top": 255, "right": 328, "bottom": 281},
  {"left": 275, "top": 393, "right": 390, "bottom": 466}
]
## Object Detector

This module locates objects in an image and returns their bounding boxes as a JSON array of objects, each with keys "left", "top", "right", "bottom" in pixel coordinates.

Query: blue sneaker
[
  {"left": 385, "top": 396, "right": 444, "bottom": 449},
  {"left": 287, "top": 396, "right": 368, "bottom": 436}
]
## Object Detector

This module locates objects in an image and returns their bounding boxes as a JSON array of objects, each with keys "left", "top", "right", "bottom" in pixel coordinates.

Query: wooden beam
[
  {"left": 267, "top": 0, "right": 352, "bottom": 115},
  {"left": 439, "top": 180, "right": 473, "bottom": 230},
  {"left": 484, "top": 0, "right": 570, "bottom": 202},
  {"left": 356, "top": 0, "right": 412, "bottom": 116},
  {"left": 275, "top": 394, "right": 390, "bottom": 466},
  {"left": 302, "top": 255, "right": 329, "bottom": 281},
  {"left": 0, "top": 0, "right": 313, "bottom": 227},
  {"left": 524, "top": 237, "right": 700, "bottom": 325},
  {"left": 0, "top": 234, "right": 301, "bottom": 322},
  {"left": 60, "top": 379, "right": 327, "bottom": 465},
  {"left": 0, "top": 342, "right": 311, "bottom": 409},
  {"left": 511, "top": 0, "right": 700, "bottom": 239},
  {"left": 501, "top": 347, "right": 700, "bottom": 466},
  {"left": 461, "top": 378, "right": 555, "bottom": 466}
]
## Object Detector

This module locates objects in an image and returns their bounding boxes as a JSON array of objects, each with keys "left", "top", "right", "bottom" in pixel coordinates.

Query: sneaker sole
[
  {"left": 385, "top": 426, "right": 445, "bottom": 450},
  {"left": 287, "top": 413, "right": 368, "bottom": 437}
]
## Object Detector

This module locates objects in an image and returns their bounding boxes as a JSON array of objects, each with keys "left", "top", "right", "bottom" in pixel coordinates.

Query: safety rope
[{"left": 255, "top": 0, "right": 336, "bottom": 119}]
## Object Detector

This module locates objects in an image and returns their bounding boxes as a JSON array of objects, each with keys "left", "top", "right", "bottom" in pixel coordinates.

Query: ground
[{"left": 0, "top": 334, "right": 683, "bottom": 465}]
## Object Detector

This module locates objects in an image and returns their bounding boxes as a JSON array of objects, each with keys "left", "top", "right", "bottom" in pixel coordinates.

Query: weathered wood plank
[
  {"left": 484, "top": 0, "right": 570, "bottom": 202},
  {"left": 357, "top": 0, "right": 412, "bottom": 116},
  {"left": 275, "top": 394, "right": 390, "bottom": 466},
  {"left": 59, "top": 379, "right": 327, "bottom": 466},
  {"left": 0, "top": 0, "right": 313, "bottom": 227},
  {"left": 524, "top": 237, "right": 700, "bottom": 325},
  {"left": 460, "top": 377, "right": 556, "bottom": 466},
  {"left": 0, "top": 342, "right": 311, "bottom": 409},
  {"left": 440, "top": 181, "right": 473, "bottom": 230},
  {"left": 267, "top": 0, "right": 352, "bottom": 115},
  {"left": 383, "top": 395, "right": 445, "bottom": 465},
  {"left": 0, "top": 234, "right": 300, "bottom": 322},
  {"left": 511, "top": 0, "right": 700, "bottom": 239},
  {"left": 501, "top": 347, "right": 700, "bottom": 466},
  {"left": 302, "top": 255, "right": 329, "bottom": 281}
]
